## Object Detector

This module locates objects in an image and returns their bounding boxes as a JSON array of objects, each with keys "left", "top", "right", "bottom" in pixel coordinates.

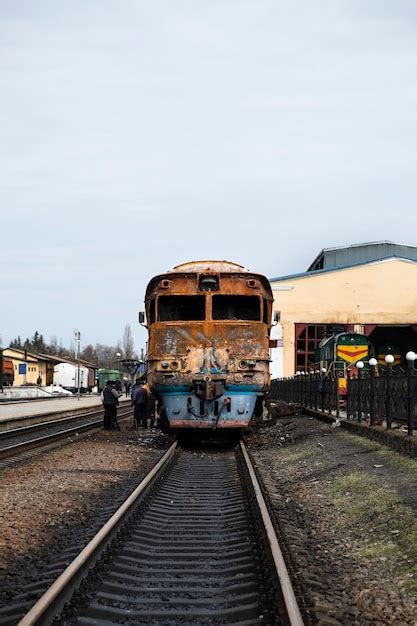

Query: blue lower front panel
[{"left": 162, "top": 391, "right": 258, "bottom": 429}]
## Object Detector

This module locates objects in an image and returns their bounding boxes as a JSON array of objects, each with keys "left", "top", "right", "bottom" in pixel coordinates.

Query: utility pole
[{"left": 74, "top": 329, "right": 81, "bottom": 400}]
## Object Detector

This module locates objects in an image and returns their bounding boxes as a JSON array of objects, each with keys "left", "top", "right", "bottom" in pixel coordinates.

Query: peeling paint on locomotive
[{"left": 144, "top": 260, "right": 273, "bottom": 430}]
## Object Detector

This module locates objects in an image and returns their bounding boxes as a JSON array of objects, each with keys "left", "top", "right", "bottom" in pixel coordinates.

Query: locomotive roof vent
[{"left": 199, "top": 275, "right": 219, "bottom": 292}]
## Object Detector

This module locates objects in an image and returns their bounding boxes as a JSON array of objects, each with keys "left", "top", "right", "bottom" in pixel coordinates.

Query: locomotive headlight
[
  {"left": 239, "top": 360, "right": 248, "bottom": 369},
  {"left": 247, "top": 360, "right": 256, "bottom": 368},
  {"left": 161, "top": 361, "right": 169, "bottom": 369},
  {"left": 170, "top": 361, "right": 179, "bottom": 370}
]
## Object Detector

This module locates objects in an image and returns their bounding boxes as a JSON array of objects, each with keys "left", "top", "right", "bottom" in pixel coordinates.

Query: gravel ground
[
  {"left": 2, "top": 413, "right": 416, "bottom": 625},
  {"left": 0, "top": 424, "right": 173, "bottom": 614},
  {"left": 246, "top": 414, "right": 417, "bottom": 626}
]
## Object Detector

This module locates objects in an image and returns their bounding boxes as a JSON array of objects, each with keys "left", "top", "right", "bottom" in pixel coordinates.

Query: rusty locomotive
[{"left": 141, "top": 261, "right": 273, "bottom": 433}]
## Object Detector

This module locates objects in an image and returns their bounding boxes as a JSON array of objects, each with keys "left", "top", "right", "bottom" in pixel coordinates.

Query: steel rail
[
  {"left": 0, "top": 407, "right": 106, "bottom": 439},
  {"left": 0, "top": 408, "right": 133, "bottom": 461},
  {"left": 18, "top": 441, "right": 178, "bottom": 626},
  {"left": 240, "top": 441, "right": 304, "bottom": 626},
  {"left": 18, "top": 440, "right": 303, "bottom": 626}
]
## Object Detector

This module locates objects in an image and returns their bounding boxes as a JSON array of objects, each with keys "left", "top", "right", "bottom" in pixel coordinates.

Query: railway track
[
  {"left": 15, "top": 441, "right": 303, "bottom": 626},
  {"left": 0, "top": 407, "right": 134, "bottom": 465}
]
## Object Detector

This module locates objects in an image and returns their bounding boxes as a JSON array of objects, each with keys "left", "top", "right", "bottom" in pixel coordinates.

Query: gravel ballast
[
  {"left": 0, "top": 426, "right": 172, "bottom": 615},
  {"left": 246, "top": 415, "right": 417, "bottom": 625},
  {"left": 1, "top": 416, "right": 417, "bottom": 625}
]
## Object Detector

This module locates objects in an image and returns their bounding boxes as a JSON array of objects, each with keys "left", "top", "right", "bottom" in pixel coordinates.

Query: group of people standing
[{"left": 101, "top": 378, "right": 155, "bottom": 431}]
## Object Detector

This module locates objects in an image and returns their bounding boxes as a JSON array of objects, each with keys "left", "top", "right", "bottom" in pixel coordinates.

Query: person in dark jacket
[
  {"left": 131, "top": 380, "right": 148, "bottom": 429},
  {"left": 101, "top": 380, "right": 119, "bottom": 430}
]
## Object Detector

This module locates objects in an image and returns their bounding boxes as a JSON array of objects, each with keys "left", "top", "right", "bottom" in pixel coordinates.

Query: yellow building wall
[
  {"left": 271, "top": 259, "right": 417, "bottom": 376},
  {"left": 3, "top": 349, "right": 39, "bottom": 386}
]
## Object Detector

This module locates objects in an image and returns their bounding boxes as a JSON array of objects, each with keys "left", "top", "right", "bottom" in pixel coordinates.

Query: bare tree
[
  {"left": 95, "top": 344, "right": 117, "bottom": 369},
  {"left": 49, "top": 335, "right": 59, "bottom": 353},
  {"left": 123, "top": 324, "right": 134, "bottom": 359},
  {"left": 80, "top": 344, "right": 97, "bottom": 364}
]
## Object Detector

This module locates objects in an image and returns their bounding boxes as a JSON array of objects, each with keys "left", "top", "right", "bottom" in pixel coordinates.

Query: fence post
[
  {"left": 356, "top": 361, "right": 364, "bottom": 422},
  {"left": 303, "top": 372, "right": 305, "bottom": 405},
  {"left": 406, "top": 351, "right": 416, "bottom": 437},
  {"left": 302, "top": 372, "right": 306, "bottom": 405},
  {"left": 320, "top": 373, "right": 324, "bottom": 412},
  {"left": 385, "top": 355, "right": 394, "bottom": 430},
  {"left": 369, "top": 358, "right": 377, "bottom": 426},
  {"left": 327, "top": 375, "right": 332, "bottom": 415},
  {"left": 335, "top": 374, "right": 340, "bottom": 418},
  {"left": 346, "top": 373, "right": 350, "bottom": 420}
]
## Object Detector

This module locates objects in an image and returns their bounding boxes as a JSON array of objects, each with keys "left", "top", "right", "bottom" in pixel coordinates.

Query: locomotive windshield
[
  {"left": 158, "top": 296, "right": 205, "bottom": 321},
  {"left": 212, "top": 295, "right": 260, "bottom": 321}
]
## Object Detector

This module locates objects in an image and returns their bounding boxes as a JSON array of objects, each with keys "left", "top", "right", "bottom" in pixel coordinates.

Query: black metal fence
[{"left": 269, "top": 366, "right": 416, "bottom": 436}]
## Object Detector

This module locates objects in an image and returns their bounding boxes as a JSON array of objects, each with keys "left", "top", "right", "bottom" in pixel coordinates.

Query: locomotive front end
[{"left": 143, "top": 261, "right": 273, "bottom": 431}]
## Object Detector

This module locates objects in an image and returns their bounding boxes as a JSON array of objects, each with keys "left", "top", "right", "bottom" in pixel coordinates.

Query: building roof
[
  {"left": 307, "top": 241, "right": 417, "bottom": 272},
  {"left": 38, "top": 353, "right": 97, "bottom": 368},
  {"left": 269, "top": 255, "right": 417, "bottom": 284},
  {"left": 3, "top": 348, "right": 41, "bottom": 361},
  {"left": 3, "top": 348, "right": 96, "bottom": 369}
]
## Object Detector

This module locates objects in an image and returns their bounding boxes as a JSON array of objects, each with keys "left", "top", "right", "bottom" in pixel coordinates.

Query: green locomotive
[
  {"left": 97, "top": 369, "right": 123, "bottom": 392},
  {"left": 314, "top": 332, "right": 374, "bottom": 396}
]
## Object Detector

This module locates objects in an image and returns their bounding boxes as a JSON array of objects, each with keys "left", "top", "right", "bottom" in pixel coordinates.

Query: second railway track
[
  {"left": 0, "top": 407, "right": 134, "bottom": 465},
  {"left": 16, "top": 441, "right": 303, "bottom": 626}
]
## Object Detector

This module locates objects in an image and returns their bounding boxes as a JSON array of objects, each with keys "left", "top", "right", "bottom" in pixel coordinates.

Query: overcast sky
[{"left": 1, "top": 0, "right": 417, "bottom": 352}]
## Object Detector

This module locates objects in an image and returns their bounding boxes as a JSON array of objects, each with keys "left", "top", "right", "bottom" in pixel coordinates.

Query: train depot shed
[{"left": 270, "top": 241, "right": 417, "bottom": 377}]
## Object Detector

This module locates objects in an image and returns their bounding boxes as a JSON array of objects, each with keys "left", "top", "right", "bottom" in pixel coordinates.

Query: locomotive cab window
[
  {"left": 158, "top": 296, "right": 205, "bottom": 321},
  {"left": 263, "top": 298, "right": 269, "bottom": 324},
  {"left": 149, "top": 299, "right": 155, "bottom": 324},
  {"left": 212, "top": 295, "right": 260, "bottom": 321}
]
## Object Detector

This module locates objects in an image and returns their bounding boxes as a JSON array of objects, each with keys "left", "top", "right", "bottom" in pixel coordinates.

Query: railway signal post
[{"left": 74, "top": 329, "right": 81, "bottom": 400}]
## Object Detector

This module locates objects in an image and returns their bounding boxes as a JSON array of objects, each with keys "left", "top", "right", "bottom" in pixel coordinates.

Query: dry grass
[
  {"left": 330, "top": 471, "right": 417, "bottom": 593},
  {"left": 50, "top": 447, "right": 74, "bottom": 459},
  {"left": 340, "top": 431, "right": 417, "bottom": 471},
  {"left": 278, "top": 443, "right": 322, "bottom": 463}
]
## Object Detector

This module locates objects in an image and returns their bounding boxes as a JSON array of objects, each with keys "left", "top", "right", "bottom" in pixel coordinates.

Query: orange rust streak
[{"left": 148, "top": 323, "right": 269, "bottom": 358}]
